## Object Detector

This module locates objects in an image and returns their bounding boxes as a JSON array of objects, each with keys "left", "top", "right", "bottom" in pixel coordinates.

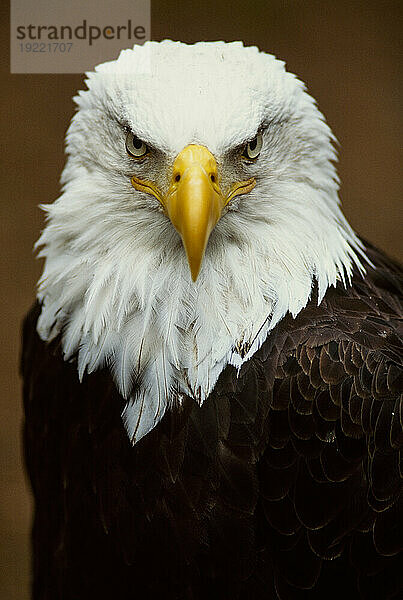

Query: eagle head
[{"left": 36, "top": 41, "right": 365, "bottom": 442}]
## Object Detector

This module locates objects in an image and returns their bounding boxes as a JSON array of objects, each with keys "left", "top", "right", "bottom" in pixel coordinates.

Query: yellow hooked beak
[{"left": 131, "top": 144, "right": 256, "bottom": 281}]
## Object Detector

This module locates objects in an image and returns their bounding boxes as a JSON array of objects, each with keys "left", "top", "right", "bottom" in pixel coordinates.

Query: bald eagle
[{"left": 22, "top": 41, "right": 402, "bottom": 599}]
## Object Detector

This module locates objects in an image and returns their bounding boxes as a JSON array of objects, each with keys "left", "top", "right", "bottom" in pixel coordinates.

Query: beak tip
[
  {"left": 184, "top": 243, "right": 204, "bottom": 282},
  {"left": 190, "top": 267, "right": 200, "bottom": 282}
]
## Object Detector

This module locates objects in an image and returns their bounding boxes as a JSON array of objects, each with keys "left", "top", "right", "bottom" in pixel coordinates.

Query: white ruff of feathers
[{"left": 35, "top": 41, "right": 366, "bottom": 443}]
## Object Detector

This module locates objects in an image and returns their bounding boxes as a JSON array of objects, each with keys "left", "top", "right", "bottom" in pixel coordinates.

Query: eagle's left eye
[
  {"left": 242, "top": 133, "right": 263, "bottom": 160},
  {"left": 126, "top": 132, "right": 149, "bottom": 158}
]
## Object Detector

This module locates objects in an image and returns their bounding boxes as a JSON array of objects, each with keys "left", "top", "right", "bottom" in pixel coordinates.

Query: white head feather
[{"left": 36, "top": 40, "right": 365, "bottom": 442}]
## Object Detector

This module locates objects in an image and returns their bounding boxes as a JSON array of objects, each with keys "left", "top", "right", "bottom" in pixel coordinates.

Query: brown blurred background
[{"left": 0, "top": 1, "right": 401, "bottom": 598}]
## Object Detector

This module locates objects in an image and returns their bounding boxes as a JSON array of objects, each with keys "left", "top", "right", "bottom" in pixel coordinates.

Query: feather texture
[{"left": 22, "top": 241, "right": 402, "bottom": 599}]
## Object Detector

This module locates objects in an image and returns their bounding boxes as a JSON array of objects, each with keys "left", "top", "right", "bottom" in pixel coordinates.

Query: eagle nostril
[
  {"left": 175, "top": 174, "right": 181, "bottom": 182},
  {"left": 210, "top": 174, "right": 216, "bottom": 183}
]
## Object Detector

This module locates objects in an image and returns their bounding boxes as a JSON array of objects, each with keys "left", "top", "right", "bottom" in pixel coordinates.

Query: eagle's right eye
[{"left": 126, "top": 132, "right": 149, "bottom": 158}]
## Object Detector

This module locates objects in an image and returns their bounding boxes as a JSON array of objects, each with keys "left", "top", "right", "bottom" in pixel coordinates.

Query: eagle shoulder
[{"left": 244, "top": 240, "right": 402, "bottom": 597}]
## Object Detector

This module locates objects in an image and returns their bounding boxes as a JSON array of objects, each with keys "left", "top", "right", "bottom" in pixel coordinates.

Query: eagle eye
[
  {"left": 126, "top": 131, "right": 149, "bottom": 158},
  {"left": 242, "top": 133, "right": 263, "bottom": 160}
]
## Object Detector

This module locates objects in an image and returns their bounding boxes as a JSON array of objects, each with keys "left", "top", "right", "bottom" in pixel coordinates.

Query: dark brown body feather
[{"left": 21, "top": 241, "right": 403, "bottom": 599}]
